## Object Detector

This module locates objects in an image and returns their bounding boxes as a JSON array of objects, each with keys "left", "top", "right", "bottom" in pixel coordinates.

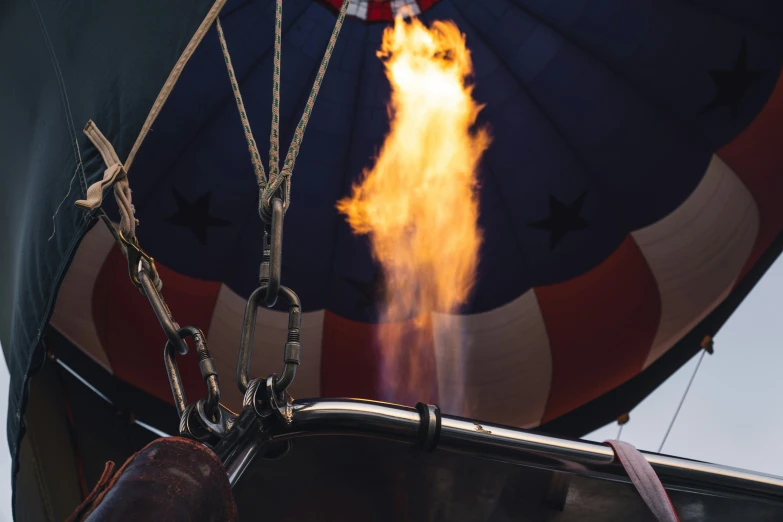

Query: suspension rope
[
  {"left": 268, "top": 0, "right": 282, "bottom": 183},
  {"left": 215, "top": 18, "right": 266, "bottom": 189},
  {"left": 216, "top": 0, "right": 351, "bottom": 223},
  {"left": 658, "top": 337, "right": 713, "bottom": 453}
]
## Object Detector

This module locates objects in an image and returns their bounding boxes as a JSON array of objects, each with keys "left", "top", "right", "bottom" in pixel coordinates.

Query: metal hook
[
  {"left": 236, "top": 284, "right": 301, "bottom": 395},
  {"left": 259, "top": 197, "right": 284, "bottom": 308},
  {"left": 117, "top": 230, "right": 159, "bottom": 290}
]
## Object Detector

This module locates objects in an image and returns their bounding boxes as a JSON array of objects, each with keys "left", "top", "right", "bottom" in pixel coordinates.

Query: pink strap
[{"left": 605, "top": 440, "right": 680, "bottom": 522}]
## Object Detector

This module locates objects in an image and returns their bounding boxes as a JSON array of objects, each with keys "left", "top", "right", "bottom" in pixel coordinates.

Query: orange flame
[{"left": 337, "top": 15, "right": 490, "bottom": 407}]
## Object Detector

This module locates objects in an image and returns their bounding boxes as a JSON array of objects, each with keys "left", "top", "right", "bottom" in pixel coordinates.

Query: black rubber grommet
[
  {"left": 416, "top": 402, "right": 429, "bottom": 447},
  {"left": 415, "top": 402, "right": 441, "bottom": 452}
]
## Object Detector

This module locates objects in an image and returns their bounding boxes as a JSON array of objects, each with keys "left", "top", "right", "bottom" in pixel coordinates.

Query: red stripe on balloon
[
  {"left": 320, "top": 311, "right": 438, "bottom": 404},
  {"left": 719, "top": 70, "right": 783, "bottom": 282},
  {"left": 417, "top": 0, "right": 438, "bottom": 10},
  {"left": 537, "top": 237, "right": 661, "bottom": 424},
  {"left": 319, "top": 1, "right": 442, "bottom": 22},
  {"left": 366, "top": 1, "right": 393, "bottom": 22},
  {"left": 320, "top": 312, "right": 381, "bottom": 398},
  {"left": 92, "top": 246, "right": 223, "bottom": 406}
]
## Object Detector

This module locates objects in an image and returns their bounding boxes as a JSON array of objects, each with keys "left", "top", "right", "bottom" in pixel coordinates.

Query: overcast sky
[
  {"left": 584, "top": 256, "right": 783, "bottom": 476},
  {"left": 0, "top": 257, "right": 781, "bottom": 521}
]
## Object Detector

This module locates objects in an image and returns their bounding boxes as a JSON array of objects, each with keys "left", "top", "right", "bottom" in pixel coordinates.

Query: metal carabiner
[
  {"left": 236, "top": 284, "right": 301, "bottom": 395},
  {"left": 164, "top": 332, "right": 189, "bottom": 419},
  {"left": 164, "top": 326, "right": 222, "bottom": 420},
  {"left": 259, "top": 197, "right": 284, "bottom": 308},
  {"left": 139, "top": 267, "right": 188, "bottom": 357}
]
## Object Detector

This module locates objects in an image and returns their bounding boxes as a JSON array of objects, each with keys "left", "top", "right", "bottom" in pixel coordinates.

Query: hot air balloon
[{"left": 3, "top": 0, "right": 783, "bottom": 520}]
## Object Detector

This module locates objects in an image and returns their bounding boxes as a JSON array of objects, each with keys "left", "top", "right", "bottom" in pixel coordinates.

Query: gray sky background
[
  {"left": 0, "top": 354, "right": 11, "bottom": 522},
  {"left": 584, "top": 255, "right": 783, "bottom": 476},
  {"left": 0, "top": 258, "right": 781, "bottom": 520}
]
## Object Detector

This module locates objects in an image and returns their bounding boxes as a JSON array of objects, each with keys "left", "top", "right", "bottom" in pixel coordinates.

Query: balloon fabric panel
[{"left": 48, "top": 0, "right": 783, "bottom": 428}]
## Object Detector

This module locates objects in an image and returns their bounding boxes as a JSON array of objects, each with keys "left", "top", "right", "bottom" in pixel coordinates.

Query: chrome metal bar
[
  {"left": 439, "top": 415, "right": 783, "bottom": 504},
  {"left": 283, "top": 398, "right": 421, "bottom": 440},
  {"left": 227, "top": 437, "right": 263, "bottom": 487},
  {"left": 270, "top": 398, "right": 783, "bottom": 505}
]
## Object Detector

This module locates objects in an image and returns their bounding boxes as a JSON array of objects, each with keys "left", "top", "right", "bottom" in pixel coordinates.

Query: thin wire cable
[
  {"left": 658, "top": 349, "right": 707, "bottom": 453},
  {"left": 616, "top": 422, "right": 625, "bottom": 441},
  {"left": 54, "top": 357, "right": 172, "bottom": 438},
  {"left": 48, "top": 163, "right": 81, "bottom": 240}
]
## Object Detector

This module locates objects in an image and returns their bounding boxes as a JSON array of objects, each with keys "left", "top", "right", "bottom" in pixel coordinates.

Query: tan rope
[
  {"left": 76, "top": 120, "right": 136, "bottom": 238},
  {"left": 268, "top": 0, "right": 282, "bottom": 182},
  {"left": 216, "top": 18, "right": 267, "bottom": 189},
  {"left": 216, "top": 0, "right": 351, "bottom": 222},
  {"left": 125, "top": 0, "right": 229, "bottom": 172}
]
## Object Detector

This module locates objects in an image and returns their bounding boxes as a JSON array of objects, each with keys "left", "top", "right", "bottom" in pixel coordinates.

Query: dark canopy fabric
[
  {"left": 46, "top": 0, "right": 783, "bottom": 432},
  {"left": 0, "top": 0, "right": 221, "bottom": 504}
]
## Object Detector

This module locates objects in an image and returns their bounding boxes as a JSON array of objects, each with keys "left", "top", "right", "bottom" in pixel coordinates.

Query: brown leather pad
[{"left": 67, "top": 437, "right": 237, "bottom": 522}]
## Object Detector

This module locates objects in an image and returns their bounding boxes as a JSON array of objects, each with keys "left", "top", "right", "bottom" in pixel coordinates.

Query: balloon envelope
[{"left": 4, "top": 0, "right": 783, "bottom": 460}]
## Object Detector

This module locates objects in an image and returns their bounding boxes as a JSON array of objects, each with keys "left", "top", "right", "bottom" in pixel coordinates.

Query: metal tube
[
  {"left": 438, "top": 415, "right": 783, "bottom": 502},
  {"left": 283, "top": 399, "right": 421, "bottom": 441},
  {"left": 271, "top": 399, "right": 783, "bottom": 505},
  {"left": 226, "top": 438, "right": 263, "bottom": 487}
]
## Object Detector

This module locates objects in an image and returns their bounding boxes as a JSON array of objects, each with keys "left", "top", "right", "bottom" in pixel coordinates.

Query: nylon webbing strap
[
  {"left": 76, "top": 120, "right": 136, "bottom": 238},
  {"left": 216, "top": 0, "right": 351, "bottom": 222},
  {"left": 606, "top": 440, "right": 681, "bottom": 522}
]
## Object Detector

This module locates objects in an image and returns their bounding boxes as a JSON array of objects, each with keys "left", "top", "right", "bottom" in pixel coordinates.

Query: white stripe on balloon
[{"left": 632, "top": 155, "right": 759, "bottom": 368}]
